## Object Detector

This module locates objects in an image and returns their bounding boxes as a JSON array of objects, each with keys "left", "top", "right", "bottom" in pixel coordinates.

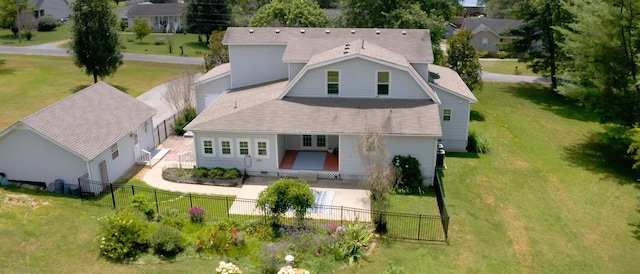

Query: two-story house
[{"left": 186, "top": 28, "right": 477, "bottom": 185}]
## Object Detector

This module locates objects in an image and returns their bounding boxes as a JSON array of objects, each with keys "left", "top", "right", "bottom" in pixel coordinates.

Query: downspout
[{"left": 85, "top": 160, "right": 93, "bottom": 182}]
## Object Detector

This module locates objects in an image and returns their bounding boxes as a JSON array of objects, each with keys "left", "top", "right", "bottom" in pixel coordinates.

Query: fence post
[
  {"left": 131, "top": 185, "right": 135, "bottom": 196},
  {"left": 340, "top": 206, "right": 343, "bottom": 225},
  {"left": 154, "top": 189, "right": 159, "bottom": 214},
  {"left": 157, "top": 126, "right": 161, "bottom": 144},
  {"left": 163, "top": 120, "right": 168, "bottom": 140},
  {"left": 110, "top": 184, "right": 116, "bottom": 209},
  {"left": 226, "top": 196, "right": 230, "bottom": 218},
  {"left": 418, "top": 214, "right": 422, "bottom": 241},
  {"left": 189, "top": 193, "right": 193, "bottom": 208}
]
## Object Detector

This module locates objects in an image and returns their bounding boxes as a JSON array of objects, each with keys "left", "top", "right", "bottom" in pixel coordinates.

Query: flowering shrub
[
  {"left": 215, "top": 261, "right": 242, "bottom": 273},
  {"left": 329, "top": 220, "right": 375, "bottom": 266},
  {"left": 189, "top": 206, "right": 206, "bottom": 223},
  {"left": 194, "top": 225, "right": 246, "bottom": 257},
  {"left": 97, "top": 208, "right": 150, "bottom": 262}
]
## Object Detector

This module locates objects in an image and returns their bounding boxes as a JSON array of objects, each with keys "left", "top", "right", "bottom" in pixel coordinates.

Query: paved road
[
  {"left": 0, "top": 43, "right": 203, "bottom": 65},
  {"left": 483, "top": 71, "right": 550, "bottom": 83}
]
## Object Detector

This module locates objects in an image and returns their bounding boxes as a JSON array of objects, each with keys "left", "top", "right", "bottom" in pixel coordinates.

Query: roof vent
[
  {"left": 343, "top": 51, "right": 349, "bottom": 54},
  {"left": 402, "top": 30, "right": 407, "bottom": 35},
  {"left": 351, "top": 29, "right": 355, "bottom": 34},
  {"left": 249, "top": 29, "right": 254, "bottom": 34},
  {"left": 346, "top": 43, "right": 350, "bottom": 47},
  {"left": 325, "top": 29, "right": 330, "bottom": 34},
  {"left": 275, "top": 29, "right": 280, "bottom": 34},
  {"left": 376, "top": 30, "right": 381, "bottom": 35},
  {"left": 300, "top": 29, "right": 305, "bottom": 34}
]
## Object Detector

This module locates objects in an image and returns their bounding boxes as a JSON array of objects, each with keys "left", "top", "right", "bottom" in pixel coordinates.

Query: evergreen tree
[
  {"left": 186, "top": 0, "right": 231, "bottom": 44},
  {"left": 69, "top": 0, "right": 123, "bottom": 83},
  {"left": 446, "top": 30, "right": 482, "bottom": 91}
]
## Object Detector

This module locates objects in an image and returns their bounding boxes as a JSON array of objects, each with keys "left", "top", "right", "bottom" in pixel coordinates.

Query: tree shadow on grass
[
  {"left": 183, "top": 41, "right": 209, "bottom": 50},
  {"left": 69, "top": 83, "right": 130, "bottom": 94},
  {"left": 563, "top": 130, "right": 640, "bottom": 187},
  {"left": 503, "top": 83, "right": 599, "bottom": 122},
  {"left": 469, "top": 110, "right": 485, "bottom": 122}
]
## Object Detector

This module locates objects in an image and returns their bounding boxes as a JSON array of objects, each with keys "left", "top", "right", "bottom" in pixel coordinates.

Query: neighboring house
[
  {"left": 29, "top": 0, "right": 71, "bottom": 20},
  {"left": 460, "top": 18, "right": 524, "bottom": 55},
  {"left": 127, "top": 2, "right": 185, "bottom": 33},
  {"left": 0, "top": 82, "right": 156, "bottom": 194},
  {"left": 187, "top": 28, "right": 477, "bottom": 185}
]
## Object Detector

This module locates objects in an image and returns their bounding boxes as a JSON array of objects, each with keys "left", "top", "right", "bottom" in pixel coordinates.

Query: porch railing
[{"left": 178, "top": 150, "right": 195, "bottom": 169}]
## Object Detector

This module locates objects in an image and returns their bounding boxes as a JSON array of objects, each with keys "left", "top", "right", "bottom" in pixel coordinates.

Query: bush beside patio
[{"left": 162, "top": 166, "right": 243, "bottom": 187}]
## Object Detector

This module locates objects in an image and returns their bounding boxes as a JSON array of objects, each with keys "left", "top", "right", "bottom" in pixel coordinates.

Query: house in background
[
  {"left": 29, "top": 0, "right": 71, "bottom": 20},
  {"left": 127, "top": 2, "right": 185, "bottom": 33},
  {"left": 0, "top": 82, "right": 156, "bottom": 194},
  {"left": 460, "top": 18, "right": 523, "bottom": 55},
  {"left": 187, "top": 28, "right": 477, "bottom": 185}
]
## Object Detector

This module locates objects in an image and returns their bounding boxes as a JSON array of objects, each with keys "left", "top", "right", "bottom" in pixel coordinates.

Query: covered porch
[{"left": 276, "top": 134, "right": 341, "bottom": 180}]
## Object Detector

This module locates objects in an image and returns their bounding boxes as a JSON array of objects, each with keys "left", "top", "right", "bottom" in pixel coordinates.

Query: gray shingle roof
[
  {"left": 19, "top": 82, "right": 157, "bottom": 160},
  {"left": 461, "top": 18, "right": 524, "bottom": 36},
  {"left": 224, "top": 27, "right": 434, "bottom": 63},
  {"left": 186, "top": 81, "right": 441, "bottom": 136},
  {"left": 194, "top": 63, "right": 230, "bottom": 85},
  {"left": 127, "top": 3, "right": 184, "bottom": 17},
  {"left": 428, "top": 65, "right": 477, "bottom": 102}
]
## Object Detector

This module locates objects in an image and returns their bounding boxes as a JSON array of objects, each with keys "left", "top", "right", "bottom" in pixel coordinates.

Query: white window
[
  {"left": 219, "top": 138, "right": 233, "bottom": 157},
  {"left": 255, "top": 139, "right": 269, "bottom": 159},
  {"left": 481, "top": 38, "right": 489, "bottom": 49},
  {"left": 327, "top": 70, "right": 339, "bottom": 94},
  {"left": 443, "top": 109, "right": 452, "bottom": 121},
  {"left": 377, "top": 71, "right": 390, "bottom": 95},
  {"left": 202, "top": 138, "right": 215, "bottom": 156},
  {"left": 111, "top": 143, "right": 119, "bottom": 160},
  {"left": 316, "top": 135, "right": 326, "bottom": 147},
  {"left": 237, "top": 138, "right": 251, "bottom": 157},
  {"left": 302, "top": 135, "right": 312, "bottom": 147}
]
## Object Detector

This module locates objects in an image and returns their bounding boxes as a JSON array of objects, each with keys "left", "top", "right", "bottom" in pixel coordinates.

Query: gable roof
[
  {"left": 185, "top": 81, "right": 441, "bottom": 136},
  {"left": 279, "top": 39, "right": 439, "bottom": 102},
  {"left": 428, "top": 65, "right": 477, "bottom": 102},
  {"left": 224, "top": 27, "right": 434, "bottom": 64},
  {"left": 461, "top": 18, "right": 524, "bottom": 36},
  {"left": 29, "top": 0, "right": 69, "bottom": 9},
  {"left": 194, "top": 63, "right": 230, "bottom": 85},
  {"left": 4, "top": 82, "right": 156, "bottom": 161},
  {"left": 127, "top": 2, "right": 185, "bottom": 17}
]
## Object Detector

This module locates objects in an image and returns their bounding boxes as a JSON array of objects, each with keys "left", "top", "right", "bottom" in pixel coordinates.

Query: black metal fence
[
  {"left": 153, "top": 114, "right": 177, "bottom": 146},
  {"left": 434, "top": 170, "right": 450, "bottom": 242},
  {"left": 80, "top": 177, "right": 450, "bottom": 242}
]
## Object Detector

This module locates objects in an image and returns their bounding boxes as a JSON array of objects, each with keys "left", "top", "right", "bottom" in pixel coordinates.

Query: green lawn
[
  {"left": 480, "top": 59, "right": 538, "bottom": 76},
  {"left": 0, "top": 26, "right": 71, "bottom": 46},
  {"left": 2, "top": 82, "right": 640, "bottom": 273},
  {"left": 0, "top": 54, "right": 198, "bottom": 129},
  {"left": 119, "top": 32, "right": 210, "bottom": 58},
  {"left": 339, "top": 82, "right": 640, "bottom": 273}
]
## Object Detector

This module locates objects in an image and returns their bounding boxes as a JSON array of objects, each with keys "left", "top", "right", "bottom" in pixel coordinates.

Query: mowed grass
[
  {"left": 339, "top": 82, "right": 640, "bottom": 273},
  {"left": 0, "top": 54, "right": 198, "bottom": 129},
  {"left": 480, "top": 59, "right": 537, "bottom": 76},
  {"left": 119, "top": 32, "right": 210, "bottom": 57},
  {"left": 0, "top": 26, "right": 71, "bottom": 46}
]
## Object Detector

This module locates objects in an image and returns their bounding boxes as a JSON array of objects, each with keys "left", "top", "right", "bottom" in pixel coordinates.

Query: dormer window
[
  {"left": 377, "top": 71, "right": 389, "bottom": 95},
  {"left": 327, "top": 70, "right": 339, "bottom": 94}
]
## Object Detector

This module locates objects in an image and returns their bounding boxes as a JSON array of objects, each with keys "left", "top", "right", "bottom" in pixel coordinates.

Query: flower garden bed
[{"left": 162, "top": 167, "right": 243, "bottom": 187}]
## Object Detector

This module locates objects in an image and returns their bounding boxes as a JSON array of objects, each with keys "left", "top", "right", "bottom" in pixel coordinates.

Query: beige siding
[
  {"left": 433, "top": 86, "right": 472, "bottom": 151},
  {"left": 0, "top": 127, "right": 85, "bottom": 186},
  {"left": 470, "top": 29, "right": 501, "bottom": 54},
  {"left": 229, "top": 45, "right": 288, "bottom": 88},
  {"left": 288, "top": 58, "right": 430, "bottom": 99}
]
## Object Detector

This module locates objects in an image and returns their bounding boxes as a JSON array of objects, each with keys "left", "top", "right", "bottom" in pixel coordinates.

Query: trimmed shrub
[
  {"left": 129, "top": 194, "right": 156, "bottom": 220},
  {"left": 149, "top": 225, "right": 185, "bottom": 258},
  {"left": 223, "top": 168, "right": 241, "bottom": 179},
  {"left": 37, "top": 16, "right": 58, "bottom": 31},
  {"left": 467, "top": 131, "right": 491, "bottom": 154},
  {"left": 208, "top": 168, "right": 225, "bottom": 179},
  {"left": 154, "top": 38, "right": 165, "bottom": 45},
  {"left": 192, "top": 167, "right": 209, "bottom": 178},
  {"left": 497, "top": 51, "right": 508, "bottom": 59},
  {"left": 256, "top": 178, "right": 315, "bottom": 225},
  {"left": 391, "top": 155, "right": 424, "bottom": 194},
  {"left": 98, "top": 208, "right": 150, "bottom": 262},
  {"left": 477, "top": 50, "right": 489, "bottom": 58}
]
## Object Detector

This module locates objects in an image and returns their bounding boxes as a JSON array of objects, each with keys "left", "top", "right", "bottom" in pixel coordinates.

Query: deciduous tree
[
  {"left": 69, "top": 0, "right": 123, "bottom": 83},
  {"left": 0, "top": 0, "right": 29, "bottom": 37},
  {"left": 203, "top": 30, "right": 228, "bottom": 71},
  {"left": 133, "top": 18, "right": 152, "bottom": 42},
  {"left": 249, "top": 0, "right": 328, "bottom": 27},
  {"left": 446, "top": 30, "right": 482, "bottom": 91}
]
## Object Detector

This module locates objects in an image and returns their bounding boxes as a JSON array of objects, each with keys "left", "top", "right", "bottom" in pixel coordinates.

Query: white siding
[
  {"left": 288, "top": 58, "right": 430, "bottom": 99},
  {"left": 289, "top": 63, "right": 305, "bottom": 80},
  {"left": 433, "top": 86, "right": 472, "bottom": 151},
  {"left": 38, "top": 0, "right": 71, "bottom": 19},
  {"left": 88, "top": 134, "right": 138, "bottom": 184},
  {"left": 195, "top": 75, "right": 231, "bottom": 114},
  {"left": 411, "top": 63, "right": 430, "bottom": 81},
  {"left": 387, "top": 136, "right": 437, "bottom": 185},
  {"left": 229, "top": 45, "right": 288, "bottom": 88},
  {"left": 339, "top": 135, "right": 437, "bottom": 185},
  {"left": 194, "top": 132, "right": 279, "bottom": 176},
  {"left": 138, "top": 118, "right": 155, "bottom": 151},
  {"left": 0, "top": 126, "right": 85, "bottom": 186},
  {"left": 277, "top": 134, "right": 286, "bottom": 166}
]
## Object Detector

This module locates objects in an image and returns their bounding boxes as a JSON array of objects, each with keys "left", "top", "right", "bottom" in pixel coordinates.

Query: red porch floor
[{"left": 279, "top": 150, "right": 339, "bottom": 171}]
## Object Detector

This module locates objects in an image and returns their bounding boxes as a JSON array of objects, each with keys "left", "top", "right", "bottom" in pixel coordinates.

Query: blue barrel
[
  {"left": 0, "top": 172, "right": 8, "bottom": 186},
  {"left": 63, "top": 184, "right": 71, "bottom": 195},
  {"left": 69, "top": 184, "right": 80, "bottom": 196},
  {"left": 54, "top": 179, "right": 64, "bottom": 194}
]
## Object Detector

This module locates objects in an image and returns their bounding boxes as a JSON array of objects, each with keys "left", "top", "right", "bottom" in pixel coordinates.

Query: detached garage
[{"left": 0, "top": 82, "right": 156, "bottom": 194}]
